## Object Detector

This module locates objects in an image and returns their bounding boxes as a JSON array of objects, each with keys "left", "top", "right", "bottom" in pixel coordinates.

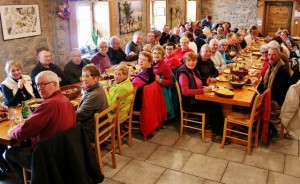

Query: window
[
  {"left": 186, "top": 0, "right": 196, "bottom": 22},
  {"left": 150, "top": 1, "right": 166, "bottom": 31},
  {"left": 76, "top": 4, "right": 93, "bottom": 48}
]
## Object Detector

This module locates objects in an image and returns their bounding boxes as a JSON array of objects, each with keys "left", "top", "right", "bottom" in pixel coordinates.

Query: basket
[
  {"left": 60, "top": 84, "right": 81, "bottom": 99},
  {"left": 229, "top": 79, "right": 245, "bottom": 89},
  {"left": 230, "top": 68, "right": 248, "bottom": 78}
]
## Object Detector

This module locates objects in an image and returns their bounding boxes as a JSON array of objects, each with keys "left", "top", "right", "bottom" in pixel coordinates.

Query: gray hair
[
  {"left": 219, "top": 39, "right": 229, "bottom": 46},
  {"left": 109, "top": 36, "right": 120, "bottom": 46},
  {"left": 35, "top": 71, "right": 60, "bottom": 87},
  {"left": 133, "top": 31, "right": 142, "bottom": 39},
  {"left": 70, "top": 48, "right": 81, "bottom": 56},
  {"left": 267, "top": 40, "right": 280, "bottom": 49},
  {"left": 99, "top": 40, "right": 108, "bottom": 47},
  {"left": 5, "top": 60, "right": 22, "bottom": 75},
  {"left": 260, "top": 44, "right": 269, "bottom": 53},
  {"left": 268, "top": 46, "right": 280, "bottom": 54},
  {"left": 209, "top": 38, "right": 219, "bottom": 45}
]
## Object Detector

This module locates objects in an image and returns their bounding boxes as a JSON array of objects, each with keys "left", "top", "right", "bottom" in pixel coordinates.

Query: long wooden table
[{"left": 195, "top": 81, "right": 257, "bottom": 116}]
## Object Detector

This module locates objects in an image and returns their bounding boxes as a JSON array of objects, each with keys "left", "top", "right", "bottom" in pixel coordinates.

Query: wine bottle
[{"left": 21, "top": 101, "right": 29, "bottom": 119}]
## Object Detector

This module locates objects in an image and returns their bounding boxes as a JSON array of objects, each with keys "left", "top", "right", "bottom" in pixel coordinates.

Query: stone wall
[
  {"left": 0, "top": 0, "right": 70, "bottom": 82},
  {"left": 200, "top": 0, "right": 258, "bottom": 29}
]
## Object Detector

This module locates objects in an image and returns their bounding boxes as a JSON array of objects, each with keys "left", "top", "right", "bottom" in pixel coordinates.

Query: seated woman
[
  {"left": 1, "top": 60, "right": 39, "bottom": 107},
  {"left": 176, "top": 52, "right": 227, "bottom": 143},
  {"left": 174, "top": 37, "right": 194, "bottom": 62},
  {"left": 104, "top": 65, "right": 134, "bottom": 120},
  {"left": 152, "top": 45, "right": 175, "bottom": 120},
  {"left": 91, "top": 40, "right": 112, "bottom": 73},
  {"left": 132, "top": 51, "right": 155, "bottom": 110},
  {"left": 218, "top": 39, "right": 233, "bottom": 64},
  {"left": 76, "top": 64, "right": 108, "bottom": 142}
]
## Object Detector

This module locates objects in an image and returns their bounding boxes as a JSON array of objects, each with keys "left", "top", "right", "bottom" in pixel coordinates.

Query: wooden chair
[
  {"left": 93, "top": 103, "right": 118, "bottom": 175},
  {"left": 23, "top": 168, "right": 31, "bottom": 184},
  {"left": 175, "top": 82, "right": 206, "bottom": 142},
  {"left": 221, "top": 92, "right": 266, "bottom": 155},
  {"left": 116, "top": 88, "right": 136, "bottom": 155}
]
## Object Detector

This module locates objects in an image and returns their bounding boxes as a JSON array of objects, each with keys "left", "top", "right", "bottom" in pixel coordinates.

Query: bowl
[
  {"left": 229, "top": 79, "right": 245, "bottom": 89},
  {"left": 60, "top": 84, "right": 81, "bottom": 99},
  {"left": 230, "top": 68, "right": 248, "bottom": 78},
  {"left": 25, "top": 98, "right": 43, "bottom": 112}
]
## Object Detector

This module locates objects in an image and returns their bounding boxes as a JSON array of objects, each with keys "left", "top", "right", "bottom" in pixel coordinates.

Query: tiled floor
[
  {"left": 102, "top": 122, "right": 300, "bottom": 184},
  {"left": 1, "top": 122, "right": 300, "bottom": 184}
]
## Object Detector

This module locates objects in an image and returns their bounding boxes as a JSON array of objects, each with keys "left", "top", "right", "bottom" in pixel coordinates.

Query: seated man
[
  {"left": 31, "top": 47, "right": 69, "bottom": 86},
  {"left": 6, "top": 71, "right": 76, "bottom": 183},
  {"left": 108, "top": 36, "right": 137, "bottom": 65},
  {"left": 125, "top": 31, "right": 143, "bottom": 61},
  {"left": 142, "top": 31, "right": 157, "bottom": 52},
  {"left": 258, "top": 46, "right": 290, "bottom": 107},
  {"left": 196, "top": 44, "right": 219, "bottom": 84},
  {"left": 63, "top": 49, "right": 87, "bottom": 84}
]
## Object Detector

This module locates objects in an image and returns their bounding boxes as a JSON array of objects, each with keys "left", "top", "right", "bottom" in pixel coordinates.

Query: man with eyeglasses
[
  {"left": 31, "top": 47, "right": 69, "bottom": 87},
  {"left": 6, "top": 71, "right": 76, "bottom": 183},
  {"left": 63, "top": 48, "right": 87, "bottom": 84},
  {"left": 164, "top": 42, "right": 181, "bottom": 68}
]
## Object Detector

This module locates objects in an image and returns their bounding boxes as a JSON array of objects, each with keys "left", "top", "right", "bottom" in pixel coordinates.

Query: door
[{"left": 264, "top": 2, "right": 293, "bottom": 36}]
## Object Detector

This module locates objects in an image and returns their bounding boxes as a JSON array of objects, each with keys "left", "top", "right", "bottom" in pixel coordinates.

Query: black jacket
[{"left": 31, "top": 124, "right": 104, "bottom": 184}]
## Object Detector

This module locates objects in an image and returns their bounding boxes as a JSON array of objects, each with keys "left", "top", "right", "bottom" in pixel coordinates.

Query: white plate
[
  {"left": 223, "top": 69, "right": 231, "bottom": 74},
  {"left": 216, "top": 77, "right": 229, "bottom": 82}
]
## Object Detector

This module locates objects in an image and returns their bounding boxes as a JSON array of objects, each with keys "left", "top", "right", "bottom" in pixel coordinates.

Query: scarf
[
  {"left": 1, "top": 75, "right": 35, "bottom": 97},
  {"left": 263, "top": 59, "right": 284, "bottom": 89}
]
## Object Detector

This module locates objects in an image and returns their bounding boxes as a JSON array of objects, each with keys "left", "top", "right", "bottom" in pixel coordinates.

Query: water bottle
[{"left": 21, "top": 101, "right": 29, "bottom": 119}]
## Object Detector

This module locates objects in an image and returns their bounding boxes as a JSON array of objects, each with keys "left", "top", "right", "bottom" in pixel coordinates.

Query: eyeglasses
[
  {"left": 261, "top": 51, "right": 268, "bottom": 54},
  {"left": 100, "top": 46, "right": 108, "bottom": 48},
  {"left": 138, "top": 59, "right": 149, "bottom": 62},
  {"left": 180, "top": 42, "right": 188, "bottom": 44},
  {"left": 37, "top": 82, "right": 53, "bottom": 88},
  {"left": 166, "top": 48, "right": 173, "bottom": 50}
]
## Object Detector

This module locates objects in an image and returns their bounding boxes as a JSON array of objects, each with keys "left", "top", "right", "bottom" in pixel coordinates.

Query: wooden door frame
[{"left": 263, "top": 1, "right": 293, "bottom": 36}]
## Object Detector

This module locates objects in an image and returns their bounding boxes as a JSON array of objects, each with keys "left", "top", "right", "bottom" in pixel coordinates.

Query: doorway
[{"left": 264, "top": 2, "right": 293, "bottom": 36}]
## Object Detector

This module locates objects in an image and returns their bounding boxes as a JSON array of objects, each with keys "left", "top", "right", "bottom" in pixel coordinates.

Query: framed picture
[
  {"left": 0, "top": 4, "right": 41, "bottom": 40},
  {"left": 118, "top": 1, "right": 142, "bottom": 35}
]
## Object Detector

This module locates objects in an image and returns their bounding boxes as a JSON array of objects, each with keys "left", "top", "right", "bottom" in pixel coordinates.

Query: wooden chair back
[
  {"left": 116, "top": 88, "right": 136, "bottom": 154},
  {"left": 94, "top": 103, "right": 118, "bottom": 175}
]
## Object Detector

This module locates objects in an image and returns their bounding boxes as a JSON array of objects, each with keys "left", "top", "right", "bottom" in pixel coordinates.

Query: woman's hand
[
  {"left": 155, "top": 75, "right": 161, "bottom": 83},
  {"left": 203, "top": 87, "right": 212, "bottom": 93},
  {"left": 207, "top": 77, "right": 217, "bottom": 84},
  {"left": 18, "top": 79, "right": 25, "bottom": 89}
]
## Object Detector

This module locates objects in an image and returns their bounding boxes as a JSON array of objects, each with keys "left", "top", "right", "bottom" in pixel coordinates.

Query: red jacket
[{"left": 140, "top": 82, "right": 167, "bottom": 139}]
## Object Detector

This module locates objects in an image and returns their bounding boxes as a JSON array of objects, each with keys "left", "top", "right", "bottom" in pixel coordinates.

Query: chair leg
[
  {"left": 179, "top": 112, "right": 184, "bottom": 136},
  {"left": 128, "top": 120, "right": 133, "bottom": 147},
  {"left": 117, "top": 122, "right": 123, "bottom": 155},
  {"left": 220, "top": 118, "right": 228, "bottom": 148},
  {"left": 254, "top": 120, "right": 261, "bottom": 148},
  {"left": 280, "top": 124, "right": 285, "bottom": 139},
  {"left": 247, "top": 126, "right": 253, "bottom": 155},
  {"left": 111, "top": 140, "right": 117, "bottom": 169}
]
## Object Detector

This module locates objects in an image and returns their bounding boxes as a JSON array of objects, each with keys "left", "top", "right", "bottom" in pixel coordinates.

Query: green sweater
[{"left": 105, "top": 78, "right": 134, "bottom": 121}]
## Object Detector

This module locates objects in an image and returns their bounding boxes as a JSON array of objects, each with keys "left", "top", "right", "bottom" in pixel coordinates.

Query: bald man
[
  {"left": 63, "top": 49, "right": 87, "bottom": 84},
  {"left": 196, "top": 44, "right": 219, "bottom": 84}
]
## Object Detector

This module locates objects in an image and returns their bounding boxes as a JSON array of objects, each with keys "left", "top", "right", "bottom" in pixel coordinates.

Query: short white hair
[{"left": 35, "top": 71, "right": 60, "bottom": 87}]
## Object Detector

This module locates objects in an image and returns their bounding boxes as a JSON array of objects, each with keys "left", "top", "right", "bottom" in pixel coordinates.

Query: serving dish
[
  {"left": 60, "top": 84, "right": 81, "bottom": 99},
  {"left": 229, "top": 79, "right": 245, "bottom": 89},
  {"left": 215, "top": 89, "right": 234, "bottom": 98},
  {"left": 216, "top": 76, "right": 229, "bottom": 82}
]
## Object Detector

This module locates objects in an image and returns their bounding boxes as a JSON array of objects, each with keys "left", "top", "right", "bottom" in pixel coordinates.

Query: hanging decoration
[{"left": 56, "top": 0, "right": 70, "bottom": 20}]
